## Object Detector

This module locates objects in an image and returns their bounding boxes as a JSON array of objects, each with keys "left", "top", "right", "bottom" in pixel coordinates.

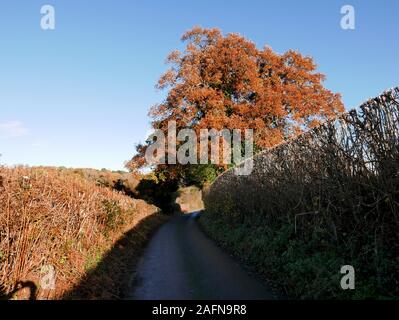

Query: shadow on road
[
  {"left": 131, "top": 212, "right": 275, "bottom": 300},
  {"left": 61, "top": 213, "right": 169, "bottom": 300}
]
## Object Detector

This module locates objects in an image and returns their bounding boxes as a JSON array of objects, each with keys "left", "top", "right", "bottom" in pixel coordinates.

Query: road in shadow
[
  {"left": 62, "top": 213, "right": 168, "bottom": 300},
  {"left": 129, "top": 212, "right": 275, "bottom": 300}
]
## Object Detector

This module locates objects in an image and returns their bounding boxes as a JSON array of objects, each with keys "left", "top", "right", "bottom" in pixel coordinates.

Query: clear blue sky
[{"left": 0, "top": 0, "right": 398, "bottom": 170}]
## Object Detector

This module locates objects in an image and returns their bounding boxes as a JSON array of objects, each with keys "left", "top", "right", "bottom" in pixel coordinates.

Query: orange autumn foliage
[{"left": 128, "top": 26, "right": 344, "bottom": 171}]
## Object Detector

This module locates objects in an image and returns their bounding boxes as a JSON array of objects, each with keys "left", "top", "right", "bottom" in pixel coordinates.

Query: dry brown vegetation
[
  {"left": 203, "top": 87, "right": 399, "bottom": 298},
  {"left": 42, "top": 167, "right": 141, "bottom": 196},
  {"left": 175, "top": 186, "right": 204, "bottom": 213},
  {"left": 0, "top": 166, "right": 160, "bottom": 299}
]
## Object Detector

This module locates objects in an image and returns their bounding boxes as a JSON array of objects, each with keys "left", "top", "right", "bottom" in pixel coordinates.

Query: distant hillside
[
  {"left": 34, "top": 167, "right": 141, "bottom": 197},
  {"left": 68, "top": 168, "right": 141, "bottom": 197}
]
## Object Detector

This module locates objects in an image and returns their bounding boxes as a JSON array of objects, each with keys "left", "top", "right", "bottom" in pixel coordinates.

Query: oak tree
[{"left": 128, "top": 27, "right": 344, "bottom": 175}]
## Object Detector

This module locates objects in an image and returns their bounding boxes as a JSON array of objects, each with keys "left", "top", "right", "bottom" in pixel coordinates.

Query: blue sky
[{"left": 0, "top": 0, "right": 398, "bottom": 171}]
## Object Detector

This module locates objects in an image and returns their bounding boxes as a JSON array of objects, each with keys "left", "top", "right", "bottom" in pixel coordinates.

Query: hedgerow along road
[{"left": 130, "top": 212, "right": 275, "bottom": 300}]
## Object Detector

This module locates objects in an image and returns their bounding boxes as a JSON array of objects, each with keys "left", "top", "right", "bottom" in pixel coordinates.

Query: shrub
[
  {"left": 202, "top": 88, "right": 399, "bottom": 299},
  {"left": 0, "top": 166, "right": 159, "bottom": 299}
]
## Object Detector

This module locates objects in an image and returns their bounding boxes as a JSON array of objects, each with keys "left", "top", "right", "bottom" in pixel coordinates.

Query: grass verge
[{"left": 199, "top": 211, "right": 398, "bottom": 299}]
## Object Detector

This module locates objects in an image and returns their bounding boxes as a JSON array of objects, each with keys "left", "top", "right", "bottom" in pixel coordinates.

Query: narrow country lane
[{"left": 129, "top": 213, "right": 274, "bottom": 300}]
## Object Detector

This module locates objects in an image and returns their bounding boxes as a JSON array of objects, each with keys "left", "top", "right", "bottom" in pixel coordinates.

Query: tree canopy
[{"left": 128, "top": 26, "right": 344, "bottom": 178}]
